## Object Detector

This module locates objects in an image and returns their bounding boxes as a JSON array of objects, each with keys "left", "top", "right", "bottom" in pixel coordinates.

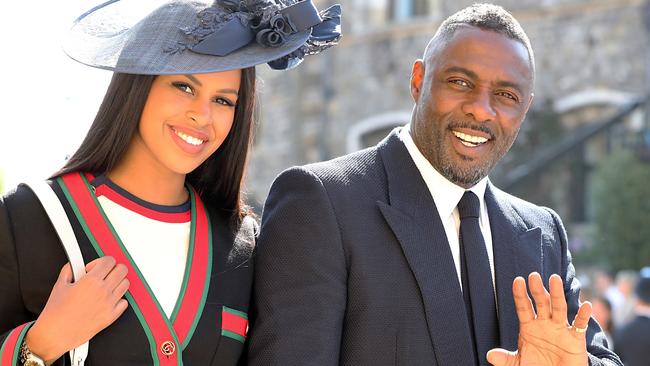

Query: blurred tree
[{"left": 589, "top": 150, "right": 650, "bottom": 272}]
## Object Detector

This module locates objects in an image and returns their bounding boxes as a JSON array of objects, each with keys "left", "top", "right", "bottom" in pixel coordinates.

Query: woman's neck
[{"left": 107, "top": 142, "right": 189, "bottom": 206}]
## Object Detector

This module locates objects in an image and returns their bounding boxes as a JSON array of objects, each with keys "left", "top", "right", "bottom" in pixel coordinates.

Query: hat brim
[{"left": 63, "top": 0, "right": 311, "bottom": 74}]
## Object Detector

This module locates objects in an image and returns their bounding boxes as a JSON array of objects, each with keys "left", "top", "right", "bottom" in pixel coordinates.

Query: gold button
[{"left": 160, "top": 341, "right": 176, "bottom": 356}]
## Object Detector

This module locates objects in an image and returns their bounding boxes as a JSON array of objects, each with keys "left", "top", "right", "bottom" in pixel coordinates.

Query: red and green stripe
[
  {"left": 0, "top": 322, "right": 32, "bottom": 366},
  {"left": 94, "top": 184, "right": 191, "bottom": 223},
  {"left": 171, "top": 189, "right": 212, "bottom": 349},
  {"left": 59, "top": 174, "right": 169, "bottom": 366},
  {"left": 221, "top": 307, "right": 248, "bottom": 343},
  {"left": 58, "top": 172, "right": 212, "bottom": 365}
]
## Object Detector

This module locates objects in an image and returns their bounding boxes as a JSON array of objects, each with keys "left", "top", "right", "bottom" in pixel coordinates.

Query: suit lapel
[
  {"left": 377, "top": 131, "right": 475, "bottom": 366},
  {"left": 485, "top": 184, "right": 542, "bottom": 351}
]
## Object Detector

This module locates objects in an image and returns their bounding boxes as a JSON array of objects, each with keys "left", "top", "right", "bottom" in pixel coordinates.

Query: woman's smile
[{"left": 169, "top": 125, "right": 209, "bottom": 154}]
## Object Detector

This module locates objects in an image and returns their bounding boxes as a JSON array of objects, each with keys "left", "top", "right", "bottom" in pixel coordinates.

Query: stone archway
[
  {"left": 551, "top": 89, "right": 644, "bottom": 222},
  {"left": 346, "top": 111, "right": 411, "bottom": 153}
]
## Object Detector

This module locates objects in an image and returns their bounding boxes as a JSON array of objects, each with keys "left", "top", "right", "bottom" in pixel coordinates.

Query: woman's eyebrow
[
  {"left": 183, "top": 74, "right": 238, "bottom": 95},
  {"left": 184, "top": 74, "right": 202, "bottom": 86}
]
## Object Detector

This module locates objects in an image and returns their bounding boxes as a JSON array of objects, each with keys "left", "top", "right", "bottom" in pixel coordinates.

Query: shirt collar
[{"left": 398, "top": 125, "right": 488, "bottom": 219}]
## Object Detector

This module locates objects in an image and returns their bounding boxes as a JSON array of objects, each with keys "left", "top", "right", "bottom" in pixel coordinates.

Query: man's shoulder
[
  {"left": 265, "top": 146, "right": 389, "bottom": 209},
  {"left": 280, "top": 146, "right": 384, "bottom": 187}
]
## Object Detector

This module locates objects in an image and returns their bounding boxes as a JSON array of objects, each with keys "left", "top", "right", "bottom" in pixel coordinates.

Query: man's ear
[{"left": 410, "top": 59, "right": 425, "bottom": 103}]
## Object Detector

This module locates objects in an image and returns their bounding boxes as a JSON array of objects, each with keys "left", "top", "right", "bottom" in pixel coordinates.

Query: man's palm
[{"left": 487, "top": 273, "right": 591, "bottom": 366}]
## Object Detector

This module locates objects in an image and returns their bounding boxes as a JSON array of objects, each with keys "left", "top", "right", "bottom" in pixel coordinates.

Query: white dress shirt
[{"left": 398, "top": 126, "right": 496, "bottom": 291}]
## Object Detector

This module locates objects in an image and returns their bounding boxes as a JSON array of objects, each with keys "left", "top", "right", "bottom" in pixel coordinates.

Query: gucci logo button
[{"left": 160, "top": 341, "right": 176, "bottom": 356}]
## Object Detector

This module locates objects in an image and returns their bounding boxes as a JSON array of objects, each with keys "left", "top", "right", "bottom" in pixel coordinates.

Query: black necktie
[{"left": 458, "top": 191, "right": 500, "bottom": 366}]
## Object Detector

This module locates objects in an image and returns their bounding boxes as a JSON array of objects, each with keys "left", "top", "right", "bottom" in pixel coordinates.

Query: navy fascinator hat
[{"left": 63, "top": 0, "right": 342, "bottom": 74}]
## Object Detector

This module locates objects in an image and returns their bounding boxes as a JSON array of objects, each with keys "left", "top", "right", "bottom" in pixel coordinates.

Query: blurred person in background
[
  {"left": 612, "top": 270, "right": 638, "bottom": 328},
  {"left": 591, "top": 296, "right": 615, "bottom": 349},
  {"left": 614, "top": 267, "right": 650, "bottom": 366},
  {"left": 594, "top": 270, "right": 625, "bottom": 314}
]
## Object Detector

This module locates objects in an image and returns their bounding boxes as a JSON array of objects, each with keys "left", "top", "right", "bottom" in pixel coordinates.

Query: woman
[{"left": 0, "top": 0, "right": 340, "bottom": 365}]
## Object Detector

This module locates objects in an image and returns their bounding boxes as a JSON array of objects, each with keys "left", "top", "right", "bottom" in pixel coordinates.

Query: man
[
  {"left": 247, "top": 4, "right": 621, "bottom": 366},
  {"left": 614, "top": 267, "right": 650, "bottom": 366}
]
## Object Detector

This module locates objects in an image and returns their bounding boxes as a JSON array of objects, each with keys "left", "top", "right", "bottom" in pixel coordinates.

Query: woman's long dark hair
[{"left": 55, "top": 68, "right": 257, "bottom": 223}]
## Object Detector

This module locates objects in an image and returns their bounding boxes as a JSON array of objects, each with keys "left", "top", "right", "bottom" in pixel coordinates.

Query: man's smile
[{"left": 452, "top": 130, "right": 489, "bottom": 147}]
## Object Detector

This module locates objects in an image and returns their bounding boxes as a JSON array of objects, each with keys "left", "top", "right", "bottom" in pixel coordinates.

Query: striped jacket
[{"left": 0, "top": 173, "right": 255, "bottom": 365}]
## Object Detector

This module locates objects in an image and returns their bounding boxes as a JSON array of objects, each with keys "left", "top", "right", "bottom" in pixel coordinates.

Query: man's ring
[{"left": 572, "top": 320, "right": 588, "bottom": 333}]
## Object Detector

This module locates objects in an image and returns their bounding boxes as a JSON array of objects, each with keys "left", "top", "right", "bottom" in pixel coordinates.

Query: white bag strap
[{"left": 24, "top": 180, "right": 89, "bottom": 366}]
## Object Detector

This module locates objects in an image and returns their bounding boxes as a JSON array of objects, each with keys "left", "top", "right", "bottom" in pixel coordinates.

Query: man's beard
[
  {"left": 429, "top": 120, "right": 515, "bottom": 187},
  {"left": 439, "top": 153, "right": 492, "bottom": 187}
]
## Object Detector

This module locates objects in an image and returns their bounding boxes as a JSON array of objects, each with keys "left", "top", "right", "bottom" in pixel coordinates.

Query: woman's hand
[{"left": 25, "top": 256, "right": 129, "bottom": 363}]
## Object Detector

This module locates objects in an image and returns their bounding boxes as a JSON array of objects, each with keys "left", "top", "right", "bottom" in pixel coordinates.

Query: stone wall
[{"left": 245, "top": 0, "right": 649, "bottom": 209}]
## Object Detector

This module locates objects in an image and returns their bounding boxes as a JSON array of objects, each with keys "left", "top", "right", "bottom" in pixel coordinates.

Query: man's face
[{"left": 410, "top": 26, "right": 534, "bottom": 188}]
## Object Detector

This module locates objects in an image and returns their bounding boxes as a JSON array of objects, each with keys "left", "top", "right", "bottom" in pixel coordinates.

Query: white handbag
[{"left": 25, "top": 180, "right": 89, "bottom": 366}]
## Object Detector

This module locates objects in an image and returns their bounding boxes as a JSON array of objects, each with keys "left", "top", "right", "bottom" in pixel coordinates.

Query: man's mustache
[{"left": 447, "top": 121, "right": 495, "bottom": 140}]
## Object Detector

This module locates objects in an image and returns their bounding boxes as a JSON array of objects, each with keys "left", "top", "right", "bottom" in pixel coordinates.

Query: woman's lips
[{"left": 169, "top": 125, "right": 208, "bottom": 154}]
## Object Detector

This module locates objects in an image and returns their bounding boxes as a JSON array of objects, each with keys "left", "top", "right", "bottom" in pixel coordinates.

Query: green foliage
[{"left": 589, "top": 150, "right": 650, "bottom": 272}]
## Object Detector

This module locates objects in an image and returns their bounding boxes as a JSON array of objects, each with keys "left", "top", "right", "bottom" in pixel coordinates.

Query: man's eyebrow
[
  {"left": 184, "top": 74, "right": 239, "bottom": 95},
  {"left": 444, "top": 66, "right": 478, "bottom": 80},
  {"left": 494, "top": 80, "right": 525, "bottom": 96},
  {"left": 444, "top": 66, "right": 525, "bottom": 95}
]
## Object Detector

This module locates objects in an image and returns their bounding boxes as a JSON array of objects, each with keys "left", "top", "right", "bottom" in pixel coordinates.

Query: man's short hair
[{"left": 432, "top": 3, "right": 535, "bottom": 72}]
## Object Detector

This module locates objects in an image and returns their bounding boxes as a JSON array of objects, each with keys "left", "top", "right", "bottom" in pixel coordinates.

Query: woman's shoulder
[
  {"left": 0, "top": 181, "right": 65, "bottom": 261},
  {"left": 1, "top": 182, "right": 44, "bottom": 214}
]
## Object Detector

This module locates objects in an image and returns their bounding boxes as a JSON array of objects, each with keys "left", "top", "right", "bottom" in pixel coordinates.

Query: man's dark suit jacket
[{"left": 247, "top": 130, "right": 621, "bottom": 365}]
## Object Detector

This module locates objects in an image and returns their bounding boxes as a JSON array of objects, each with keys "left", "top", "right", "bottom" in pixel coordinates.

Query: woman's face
[{"left": 134, "top": 70, "right": 241, "bottom": 176}]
